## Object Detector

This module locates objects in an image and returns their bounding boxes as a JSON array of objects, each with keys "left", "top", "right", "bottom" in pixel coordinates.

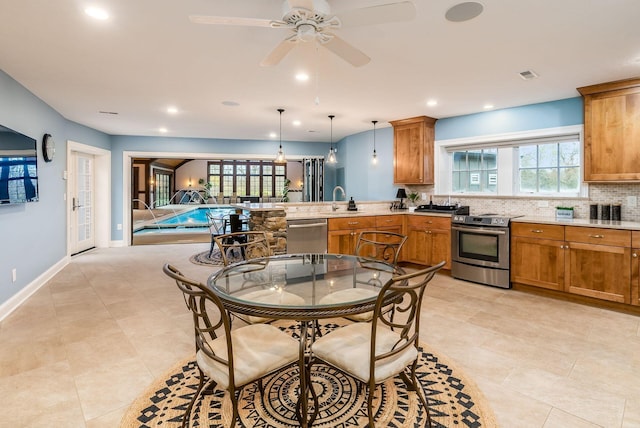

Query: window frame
[
  {"left": 207, "top": 159, "right": 287, "bottom": 199},
  {"left": 435, "top": 125, "right": 586, "bottom": 198}
]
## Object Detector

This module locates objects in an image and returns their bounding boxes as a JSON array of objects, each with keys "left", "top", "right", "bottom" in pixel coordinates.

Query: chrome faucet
[{"left": 332, "top": 185, "right": 345, "bottom": 211}]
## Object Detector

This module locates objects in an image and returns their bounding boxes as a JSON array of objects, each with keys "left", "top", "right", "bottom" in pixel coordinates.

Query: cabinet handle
[
  {"left": 531, "top": 229, "right": 543, "bottom": 233},
  {"left": 348, "top": 221, "right": 359, "bottom": 225},
  {"left": 633, "top": 253, "right": 638, "bottom": 258},
  {"left": 588, "top": 234, "right": 604, "bottom": 239}
]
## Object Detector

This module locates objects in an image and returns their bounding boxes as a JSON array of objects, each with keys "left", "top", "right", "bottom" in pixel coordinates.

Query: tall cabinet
[
  {"left": 390, "top": 116, "right": 436, "bottom": 184},
  {"left": 578, "top": 77, "right": 640, "bottom": 181}
]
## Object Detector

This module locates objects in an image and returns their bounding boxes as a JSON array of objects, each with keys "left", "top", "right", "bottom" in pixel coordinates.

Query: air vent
[
  {"left": 519, "top": 70, "right": 539, "bottom": 80},
  {"left": 99, "top": 111, "right": 119, "bottom": 115}
]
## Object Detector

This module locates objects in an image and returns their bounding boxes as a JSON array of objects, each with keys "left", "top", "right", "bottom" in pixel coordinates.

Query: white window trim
[{"left": 435, "top": 125, "right": 586, "bottom": 197}]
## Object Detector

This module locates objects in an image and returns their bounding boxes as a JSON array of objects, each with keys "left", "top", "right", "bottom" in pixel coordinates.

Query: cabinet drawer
[
  {"left": 565, "top": 226, "right": 631, "bottom": 247},
  {"left": 632, "top": 231, "right": 640, "bottom": 248},
  {"left": 408, "top": 215, "right": 450, "bottom": 230},
  {"left": 376, "top": 215, "right": 404, "bottom": 228},
  {"left": 328, "top": 216, "right": 376, "bottom": 231},
  {"left": 511, "top": 223, "right": 565, "bottom": 240}
]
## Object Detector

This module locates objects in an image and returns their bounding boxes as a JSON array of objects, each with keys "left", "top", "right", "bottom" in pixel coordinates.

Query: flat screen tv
[{"left": 0, "top": 124, "right": 39, "bottom": 205}]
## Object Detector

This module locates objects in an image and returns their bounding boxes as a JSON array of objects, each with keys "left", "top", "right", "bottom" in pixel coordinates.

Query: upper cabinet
[
  {"left": 390, "top": 116, "right": 436, "bottom": 185},
  {"left": 578, "top": 77, "right": 640, "bottom": 182}
]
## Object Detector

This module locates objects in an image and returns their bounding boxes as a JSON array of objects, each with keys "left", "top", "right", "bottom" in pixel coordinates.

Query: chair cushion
[
  {"left": 197, "top": 323, "right": 299, "bottom": 389},
  {"left": 238, "top": 289, "right": 306, "bottom": 324},
  {"left": 311, "top": 322, "right": 418, "bottom": 384},
  {"left": 318, "top": 288, "right": 378, "bottom": 322}
]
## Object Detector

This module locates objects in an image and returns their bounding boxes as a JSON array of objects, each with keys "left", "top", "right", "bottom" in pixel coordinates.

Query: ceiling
[{"left": 1, "top": 0, "right": 639, "bottom": 143}]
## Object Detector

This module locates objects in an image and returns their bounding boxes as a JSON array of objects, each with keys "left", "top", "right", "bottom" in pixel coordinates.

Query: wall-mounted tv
[{"left": 0, "top": 124, "right": 39, "bottom": 205}]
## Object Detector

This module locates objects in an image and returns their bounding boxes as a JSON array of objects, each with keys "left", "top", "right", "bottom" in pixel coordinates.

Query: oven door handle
[{"left": 451, "top": 226, "right": 507, "bottom": 236}]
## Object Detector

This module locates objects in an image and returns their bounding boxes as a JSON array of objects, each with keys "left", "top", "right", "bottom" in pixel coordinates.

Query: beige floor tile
[
  {"left": 543, "top": 408, "right": 602, "bottom": 428},
  {"left": 65, "top": 331, "right": 139, "bottom": 376}
]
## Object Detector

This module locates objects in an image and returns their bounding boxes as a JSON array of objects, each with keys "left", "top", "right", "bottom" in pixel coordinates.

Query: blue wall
[{"left": 0, "top": 70, "right": 110, "bottom": 302}]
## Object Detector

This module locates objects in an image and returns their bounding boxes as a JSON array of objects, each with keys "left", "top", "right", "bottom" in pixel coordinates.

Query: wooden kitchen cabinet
[
  {"left": 390, "top": 116, "right": 436, "bottom": 185},
  {"left": 375, "top": 215, "right": 404, "bottom": 235},
  {"left": 564, "top": 226, "right": 631, "bottom": 304},
  {"left": 511, "top": 223, "right": 566, "bottom": 291},
  {"left": 405, "top": 215, "right": 451, "bottom": 268},
  {"left": 327, "top": 216, "right": 376, "bottom": 255},
  {"left": 578, "top": 78, "right": 640, "bottom": 181},
  {"left": 629, "top": 231, "right": 640, "bottom": 306}
]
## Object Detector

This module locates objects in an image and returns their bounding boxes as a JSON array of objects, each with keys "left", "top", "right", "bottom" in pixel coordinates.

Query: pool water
[{"left": 156, "top": 206, "right": 236, "bottom": 226}]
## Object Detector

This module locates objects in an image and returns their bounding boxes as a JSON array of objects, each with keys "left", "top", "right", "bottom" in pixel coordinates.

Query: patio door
[{"left": 69, "top": 152, "right": 95, "bottom": 255}]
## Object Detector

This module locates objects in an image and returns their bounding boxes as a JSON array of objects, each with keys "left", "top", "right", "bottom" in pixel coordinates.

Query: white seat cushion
[
  {"left": 318, "top": 288, "right": 378, "bottom": 322},
  {"left": 238, "top": 289, "right": 306, "bottom": 324},
  {"left": 197, "top": 323, "right": 299, "bottom": 389},
  {"left": 311, "top": 322, "right": 418, "bottom": 384}
]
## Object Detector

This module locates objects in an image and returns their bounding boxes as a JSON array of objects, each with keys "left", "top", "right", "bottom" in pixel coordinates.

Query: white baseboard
[
  {"left": 0, "top": 257, "right": 69, "bottom": 322},
  {"left": 110, "top": 240, "right": 125, "bottom": 247}
]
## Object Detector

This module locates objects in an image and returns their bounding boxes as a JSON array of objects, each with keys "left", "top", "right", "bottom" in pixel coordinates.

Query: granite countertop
[
  {"left": 230, "top": 202, "right": 286, "bottom": 212},
  {"left": 514, "top": 216, "right": 640, "bottom": 231},
  {"left": 284, "top": 209, "right": 453, "bottom": 220}
]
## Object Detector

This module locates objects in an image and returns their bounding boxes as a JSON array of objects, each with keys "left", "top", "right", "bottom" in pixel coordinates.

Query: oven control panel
[{"left": 452, "top": 215, "right": 511, "bottom": 227}]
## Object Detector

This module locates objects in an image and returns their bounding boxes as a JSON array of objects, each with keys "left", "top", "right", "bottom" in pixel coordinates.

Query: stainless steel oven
[{"left": 451, "top": 214, "right": 514, "bottom": 289}]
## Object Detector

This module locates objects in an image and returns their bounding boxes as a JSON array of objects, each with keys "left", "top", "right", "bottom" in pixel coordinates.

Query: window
[
  {"left": 208, "top": 160, "right": 286, "bottom": 199},
  {"left": 154, "top": 171, "right": 171, "bottom": 206},
  {"left": 452, "top": 149, "right": 497, "bottom": 193},
  {"left": 438, "top": 126, "right": 584, "bottom": 197},
  {"left": 518, "top": 141, "right": 580, "bottom": 193}
]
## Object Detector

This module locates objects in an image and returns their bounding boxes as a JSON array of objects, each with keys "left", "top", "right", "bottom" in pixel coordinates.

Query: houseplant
[
  {"left": 408, "top": 192, "right": 420, "bottom": 206},
  {"left": 198, "top": 178, "right": 213, "bottom": 203}
]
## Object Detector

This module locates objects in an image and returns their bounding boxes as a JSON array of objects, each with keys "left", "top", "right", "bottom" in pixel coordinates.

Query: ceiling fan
[{"left": 189, "top": 0, "right": 416, "bottom": 67}]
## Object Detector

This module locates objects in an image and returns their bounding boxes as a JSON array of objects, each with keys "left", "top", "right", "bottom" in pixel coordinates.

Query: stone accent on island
[{"left": 231, "top": 203, "right": 287, "bottom": 254}]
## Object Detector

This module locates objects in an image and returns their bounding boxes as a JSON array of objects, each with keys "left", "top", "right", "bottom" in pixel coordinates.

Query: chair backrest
[
  {"left": 162, "top": 264, "right": 236, "bottom": 384},
  {"left": 355, "top": 231, "right": 408, "bottom": 265},
  {"left": 206, "top": 211, "right": 227, "bottom": 236},
  {"left": 214, "top": 231, "right": 272, "bottom": 265},
  {"left": 370, "top": 261, "right": 445, "bottom": 374}
]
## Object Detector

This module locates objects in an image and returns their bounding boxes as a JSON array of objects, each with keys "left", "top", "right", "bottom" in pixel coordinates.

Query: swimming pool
[{"left": 155, "top": 206, "right": 236, "bottom": 226}]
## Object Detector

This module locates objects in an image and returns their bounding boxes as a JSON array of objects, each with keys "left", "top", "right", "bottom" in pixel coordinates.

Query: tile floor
[{"left": 1, "top": 243, "right": 639, "bottom": 427}]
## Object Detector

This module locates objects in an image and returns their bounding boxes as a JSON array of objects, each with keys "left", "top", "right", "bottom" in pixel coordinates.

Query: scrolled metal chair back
[{"left": 355, "top": 231, "right": 408, "bottom": 265}]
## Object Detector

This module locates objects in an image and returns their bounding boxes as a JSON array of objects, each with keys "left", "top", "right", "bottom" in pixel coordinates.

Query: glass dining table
[{"left": 208, "top": 253, "right": 403, "bottom": 427}]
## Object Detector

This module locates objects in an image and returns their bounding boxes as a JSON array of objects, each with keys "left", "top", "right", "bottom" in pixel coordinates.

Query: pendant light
[
  {"left": 275, "top": 108, "right": 286, "bottom": 163},
  {"left": 327, "top": 114, "right": 337, "bottom": 164},
  {"left": 371, "top": 120, "right": 378, "bottom": 164}
]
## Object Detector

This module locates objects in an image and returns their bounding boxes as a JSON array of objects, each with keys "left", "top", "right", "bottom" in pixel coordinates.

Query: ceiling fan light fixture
[
  {"left": 275, "top": 108, "right": 286, "bottom": 163},
  {"left": 327, "top": 114, "right": 337, "bottom": 164}
]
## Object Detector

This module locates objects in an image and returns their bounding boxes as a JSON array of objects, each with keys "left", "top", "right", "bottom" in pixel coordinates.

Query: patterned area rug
[
  {"left": 189, "top": 248, "right": 246, "bottom": 266},
  {"left": 120, "top": 321, "right": 497, "bottom": 428}
]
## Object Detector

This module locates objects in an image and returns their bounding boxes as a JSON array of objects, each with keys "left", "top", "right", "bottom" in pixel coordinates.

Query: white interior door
[{"left": 70, "top": 152, "right": 95, "bottom": 255}]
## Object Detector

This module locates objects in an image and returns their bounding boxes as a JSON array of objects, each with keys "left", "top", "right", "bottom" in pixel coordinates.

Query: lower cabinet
[
  {"left": 405, "top": 216, "right": 451, "bottom": 268},
  {"left": 511, "top": 222, "right": 633, "bottom": 305},
  {"left": 327, "top": 216, "right": 376, "bottom": 255},
  {"left": 632, "top": 232, "right": 640, "bottom": 307},
  {"left": 511, "top": 223, "right": 565, "bottom": 291}
]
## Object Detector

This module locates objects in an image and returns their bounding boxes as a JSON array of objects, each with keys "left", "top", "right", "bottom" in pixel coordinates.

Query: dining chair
[
  {"left": 214, "top": 231, "right": 271, "bottom": 265},
  {"left": 206, "top": 211, "right": 228, "bottom": 257},
  {"left": 163, "top": 264, "right": 299, "bottom": 428},
  {"left": 310, "top": 260, "right": 445, "bottom": 428},
  {"left": 214, "top": 231, "right": 305, "bottom": 324},
  {"left": 320, "top": 230, "right": 408, "bottom": 323}
]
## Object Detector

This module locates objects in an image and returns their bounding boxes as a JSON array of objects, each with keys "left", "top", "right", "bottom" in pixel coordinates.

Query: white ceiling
[{"left": 1, "top": 0, "right": 639, "bottom": 143}]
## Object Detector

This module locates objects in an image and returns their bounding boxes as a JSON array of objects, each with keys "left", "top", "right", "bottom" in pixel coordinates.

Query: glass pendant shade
[
  {"left": 371, "top": 120, "right": 378, "bottom": 164},
  {"left": 327, "top": 114, "right": 337, "bottom": 164},
  {"left": 275, "top": 108, "right": 286, "bottom": 163}
]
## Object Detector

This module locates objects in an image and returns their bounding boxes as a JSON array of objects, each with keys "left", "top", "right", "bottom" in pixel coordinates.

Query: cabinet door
[
  {"left": 511, "top": 236, "right": 565, "bottom": 291},
  {"left": 632, "top": 249, "right": 640, "bottom": 306},
  {"left": 391, "top": 116, "right": 435, "bottom": 185},
  {"left": 579, "top": 79, "right": 640, "bottom": 181},
  {"left": 328, "top": 229, "right": 356, "bottom": 254},
  {"left": 429, "top": 228, "right": 451, "bottom": 269},
  {"left": 405, "top": 226, "right": 430, "bottom": 265},
  {"left": 565, "top": 242, "right": 631, "bottom": 303}
]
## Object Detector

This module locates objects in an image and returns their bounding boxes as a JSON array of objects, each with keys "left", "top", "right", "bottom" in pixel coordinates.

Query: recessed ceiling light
[
  {"left": 167, "top": 106, "right": 178, "bottom": 114},
  {"left": 426, "top": 99, "right": 438, "bottom": 107},
  {"left": 269, "top": 132, "right": 277, "bottom": 138},
  {"left": 292, "top": 120, "right": 301, "bottom": 126},
  {"left": 159, "top": 127, "right": 168, "bottom": 133},
  {"left": 221, "top": 101, "right": 239, "bottom": 107},
  {"left": 295, "top": 73, "right": 309, "bottom": 81},
  {"left": 445, "top": 2, "right": 483, "bottom": 22},
  {"left": 483, "top": 104, "right": 494, "bottom": 110},
  {"left": 85, "top": 6, "right": 109, "bottom": 20}
]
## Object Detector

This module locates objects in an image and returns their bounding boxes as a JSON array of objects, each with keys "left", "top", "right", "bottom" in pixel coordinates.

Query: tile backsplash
[{"left": 407, "top": 183, "right": 640, "bottom": 222}]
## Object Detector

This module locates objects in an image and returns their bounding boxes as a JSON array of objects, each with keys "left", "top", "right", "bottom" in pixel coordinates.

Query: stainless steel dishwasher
[{"left": 286, "top": 218, "right": 328, "bottom": 253}]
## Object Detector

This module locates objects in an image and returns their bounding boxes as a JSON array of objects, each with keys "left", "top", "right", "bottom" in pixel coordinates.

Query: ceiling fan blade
[
  {"left": 189, "top": 15, "right": 274, "bottom": 27},
  {"left": 337, "top": 1, "right": 416, "bottom": 28},
  {"left": 321, "top": 34, "right": 370, "bottom": 67},
  {"left": 287, "top": 0, "right": 314, "bottom": 11},
  {"left": 260, "top": 38, "right": 297, "bottom": 67}
]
